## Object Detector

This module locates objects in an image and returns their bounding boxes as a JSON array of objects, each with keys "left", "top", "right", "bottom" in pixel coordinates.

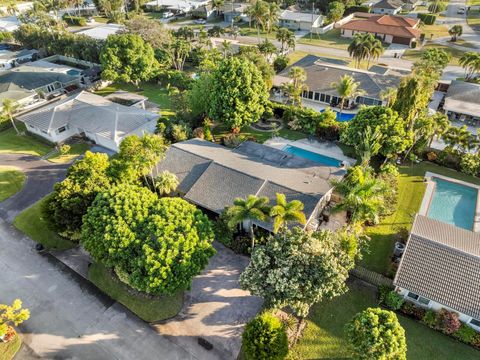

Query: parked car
[
  {"left": 162, "top": 11, "right": 174, "bottom": 18},
  {"left": 194, "top": 19, "right": 206, "bottom": 24},
  {"left": 457, "top": 7, "right": 466, "bottom": 14}
]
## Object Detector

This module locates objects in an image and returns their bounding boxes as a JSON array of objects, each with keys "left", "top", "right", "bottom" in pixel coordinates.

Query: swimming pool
[
  {"left": 427, "top": 177, "right": 477, "bottom": 230},
  {"left": 282, "top": 145, "right": 342, "bottom": 167},
  {"left": 320, "top": 109, "right": 356, "bottom": 122}
]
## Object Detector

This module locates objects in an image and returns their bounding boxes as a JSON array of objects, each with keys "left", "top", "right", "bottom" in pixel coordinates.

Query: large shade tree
[
  {"left": 208, "top": 57, "right": 268, "bottom": 131},
  {"left": 100, "top": 33, "right": 158, "bottom": 87},
  {"left": 81, "top": 184, "right": 215, "bottom": 295},
  {"left": 240, "top": 228, "right": 354, "bottom": 317},
  {"left": 346, "top": 307, "right": 407, "bottom": 360},
  {"left": 42, "top": 151, "right": 111, "bottom": 239}
]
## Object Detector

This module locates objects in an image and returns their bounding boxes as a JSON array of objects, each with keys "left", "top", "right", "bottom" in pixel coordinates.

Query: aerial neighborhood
[{"left": 0, "top": 0, "right": 480, "bottom": 359}]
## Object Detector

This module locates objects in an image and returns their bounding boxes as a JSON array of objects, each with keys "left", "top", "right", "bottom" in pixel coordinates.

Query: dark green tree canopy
[
  {"left": 100, "top": 33, "right": 158, "bottom": 86},
  {"left": 341, "top": 106, "right": 412, "bottom": 158},
  {"left": 81, "top": 184, "right": 215, "bottom": 295},
  {"left": 42, "top": 151, "right": 111, "bottom": 239},
  {"left": 346, "top": 307, "right": 407, "bottom": 360},
  {"left": 208, "top": 56, "right": 269, "bottom": 131}
]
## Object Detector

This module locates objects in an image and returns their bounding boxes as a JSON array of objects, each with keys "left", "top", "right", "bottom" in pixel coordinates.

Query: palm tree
[
  {"left": 265, "top": 2, "right": 280, "bottom": 34},
  {"left": 356, "top": 126, "right": 383, "bottom": 166},
  {"left": 257, "top": 39, "right": 276, "bottom": 62},
  {"left": 247, "top": 0, "right": 269, "bottom": 41},
  {"left": 276, "top": 27, "right": 295, "bottom": 54},
  {"left": 220, "top": 40, "right": 233, "bottom": 57},
  {"left": 442, "top": 125, "right": 477, "bottom": 153},
  {"left": 270, "top": 193, "right": 306, "bottom": 233},
  {"left": 226, "top": 195, "right": 271, "bottom": 250},
  {"left": 212, "top": 0, "right": 224, "bottom": 16},
  {"left": 449, "top": 25, "right": 463, "bottom": 42},
  {"left": 366, "top": 37, "right": 384, "bottom": 68},
  {"left": 348, "top": 34, "right": 369, "bottom": 69},
  {"left": 331, "top": 166, "right": 387, "bottom": 225},
  {"left": 379, "top": 87, "right": 397, "bottom": 107},
  {"left": 331, "top": 74, "right": 364, "bottom": 115},
  {"left": 155, "top": 170, "right": 179, "bottom": 196},
  {"left": 459, "top": 52, "right": 480, "bottom": 80},
  {"left": 282, "top": 66, "right": 307, "bottom": 106},
  {"left": 2, "top": 99, "right": 19, "bottom": 135}
]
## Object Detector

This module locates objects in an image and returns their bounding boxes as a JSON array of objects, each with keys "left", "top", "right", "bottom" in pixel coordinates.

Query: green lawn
[
  {"left": 362, "top": 162, "right": 480, "bottom": 275},
  {"left": 0, "top": 124, "right": 53, "bottom": 156},
  {"left": 13, "top": 197, "right": 75, "bottom": 250},
  {"left": 403, "top": 43, "right": 466, "bottom": 66},
  {"left": 0, "top": 166, "right": 25, "bottom": 202},
  {"left": 95, "top": 82, "right": 175, "bottom": 117},
  {"left": 238, "top": 24, "right": 277, "bottom": 39},
  {"left": 93, "top": 16, "right": 109, "bottom": 23},
  {"left": 289, "top": 281, "right": 480, "bottom": 359},
  {"left": 298, "top": 29, "right": 353, "bottom": 50},
  {"left": 212, "top": 123, "right": 306, "bottom": 144},
  {"left": 467, "top": 10, "right": 480, "bottom": 31},
  {"left": 0, "top": 332, "right": 22, "bottom": 360},
  {"left": 46, "top": 143, "right": 91, "bottom": 164},
  {"left": 420, "top": 23, "right": 450, "bottom": 39},
  {"left": 88, "top": 262, "right": 183, "bottom": 322}
]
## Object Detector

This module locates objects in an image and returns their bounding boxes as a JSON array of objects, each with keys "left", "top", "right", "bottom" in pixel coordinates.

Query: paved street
[{"left": 0, "top": 218, "right": 194, "bottom": 360}]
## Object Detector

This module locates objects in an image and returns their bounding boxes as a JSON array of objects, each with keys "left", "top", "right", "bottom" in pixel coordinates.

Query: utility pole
[{"left": 310, "top": 2, "right": 314, "bottom": 41}]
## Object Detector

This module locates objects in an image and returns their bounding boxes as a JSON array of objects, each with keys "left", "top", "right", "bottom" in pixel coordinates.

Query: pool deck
[
  {"left": 264, "top": 137, "right": 356, "bottom": 166},
  {"left": 421, "top": 172, "right": 480, "bottom": 233}
]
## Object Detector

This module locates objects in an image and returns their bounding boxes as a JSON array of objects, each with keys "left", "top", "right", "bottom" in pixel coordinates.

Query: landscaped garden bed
[
  {"left": 88, "top": 262, "right": 183, "bottom": 322},
  {"left": 0, "top": 329, "right": 22, "bottom": 360}
]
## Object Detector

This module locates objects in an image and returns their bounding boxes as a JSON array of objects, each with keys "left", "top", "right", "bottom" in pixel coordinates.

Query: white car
[
  {"left": 194, "top": 19, "right": 206, "bottom": 24},
  {"left": 162, "top": 11, "right": 174, "bottom": 18},
  {"left": 457, "top": 7, "right": 466, "bottom": 14}
]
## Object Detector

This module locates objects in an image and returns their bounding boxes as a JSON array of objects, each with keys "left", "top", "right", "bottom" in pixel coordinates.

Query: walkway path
[{"left": 0, "top": 154, "right": 68, "bottom": 222}]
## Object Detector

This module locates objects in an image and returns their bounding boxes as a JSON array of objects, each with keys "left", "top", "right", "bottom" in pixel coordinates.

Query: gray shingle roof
[
  {"left": 18, "top": 91, "right": 158, "bottom": 140},
  {"left": 394, "top": 215, "right": 480, "bottom": 320},
  {"left": 154, "top": 139, "right": 345, "bottom": 230},
  {"left": 373, "top": 0, "right": 404, "bottom": 9},
  {"left": 445, "top": 80, "right": 480, "bottom": 105},
  {"left": 0, "top": 65, "right": 77, "bottom": 91},
  {"left": 278, "top": 55, "right": 404, "bottom": 100}
]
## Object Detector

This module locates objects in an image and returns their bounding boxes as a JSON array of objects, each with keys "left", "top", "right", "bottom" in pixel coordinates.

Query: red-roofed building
[{"left": 339, "top": 13, "right": 421, "bottom": 46}]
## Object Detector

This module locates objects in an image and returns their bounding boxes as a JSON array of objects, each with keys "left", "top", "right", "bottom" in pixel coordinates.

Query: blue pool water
[
  {"left": 320, "top": 109, "right": 356, "bottom": 122},
  {"left": 427, "top": 177, "right": 477, "bottom": 230},
  {"left": 282, "top": 145, "right": 342, "bottom": 167},
  {"left": 67, "top": 69, "right": 80, "bottom": 76}
]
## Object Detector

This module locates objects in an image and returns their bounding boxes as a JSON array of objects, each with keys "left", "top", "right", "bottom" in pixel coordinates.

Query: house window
[
  {"left": 57, "top": 126, "right": 67, "bottom": 134},
  {"left": 407, "top": 292, "right": 419, "bottom": 300},
  {"left": 407, "top": 292, "right": 430, "bottom": 305},
  {"left": 308, "top": 91, "right": 313, "bottom": 99},
  {"left": 314, "top": 92, "right": 320, "bottom": 101},
  {"left": 470, "top": 319, "right": 480, "bottom": 328},
  {"left": 325, "top": 95, "right": 331, "bottom": 103},
  {"left": 320, "top": 93, "right": 325, "bottom": 102},
  {"left": 302, "top": 90, "right": 308, "bottom": 98}
]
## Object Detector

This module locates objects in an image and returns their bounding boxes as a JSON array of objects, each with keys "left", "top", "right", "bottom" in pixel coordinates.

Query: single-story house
[
  {"left": 371, "top": 0, "right": 404, "bottom": 14},
  {"left": 17, "top": 91, "right": 158, "bottom": 151},
  {"left": 191, "top": 4, "right": 216, "bottom": 20},
  {"left": 278, "top": 10, "right": 323, "bottom": 32},
  {"left": 394, "top": 214, "right": 480, "bottom": 331},
  {"left": 153, "top": 139, "right": 346, "bottom": 232},
  {"left": 403, "top": 0, "right": 422, "bottom": 11},
  {"left": 443, "top": 80, "right": 480, "bottom": 123},
  {"left": 221, "top": 2, "right": 250, "bottom": 23},
  {"left": 76, "top": 24, "right": 125, "bottom": 40},
  {"left": 274, "top": 55, "right": 405, "bottom": 107},
  {"left": 0, "top": 49, "right": 38, "bottom": 70},
  {"left": 339, "top": 13, "right": 421, "bottom": 45},
  {"left": 145, "top": 0, "right": 209, "bottom": 13}
]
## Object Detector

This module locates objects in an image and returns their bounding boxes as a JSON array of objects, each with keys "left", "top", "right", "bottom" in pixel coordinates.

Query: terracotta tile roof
[
  {"left": 340, "top": 14, "right": 421, "bottom": 39},
  {"left": 394, "top": 215, "right": 480, "bottom": 320}
]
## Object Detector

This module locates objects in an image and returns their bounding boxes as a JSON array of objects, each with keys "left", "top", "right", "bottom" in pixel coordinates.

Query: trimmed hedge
[
  {"left": 63, "top": 15, "right": 87, "bottom": 26},
  {"left": 418, "top": 13, "right": 437, "bottom": 25},
  {"left": 344, "top": 5, "right": 370, "bottom": 15}
]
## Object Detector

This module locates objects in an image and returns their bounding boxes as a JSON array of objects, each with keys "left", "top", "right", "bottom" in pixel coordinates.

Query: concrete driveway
[
  {"left": 0, "top": 154, "right": 68, "bottom": 222},
  {"left": 155, "top": 242, "right": 262, "bottom": 360},
  {"left": 0, "top": 218, "right": 193, "bottom": 360}
]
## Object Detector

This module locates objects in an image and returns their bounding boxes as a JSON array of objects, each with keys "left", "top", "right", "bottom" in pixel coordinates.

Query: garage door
[{"left": 392, "top": 36, "right": 411, "bottom": 45}]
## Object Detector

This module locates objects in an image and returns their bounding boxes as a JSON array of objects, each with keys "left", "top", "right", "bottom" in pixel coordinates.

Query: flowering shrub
[
  {"left": 437, "top": 309, "right": 461, "bottom": 335},
  {"left": 400, "top": 301, "right": 425, "bottom": 320}
]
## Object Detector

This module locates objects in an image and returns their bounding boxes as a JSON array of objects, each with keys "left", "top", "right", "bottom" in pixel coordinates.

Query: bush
[
  {"left": 422, "top": 310, "right": 437, "bottom": 328},
  {"left": 453, "top": 324, "right": 477, "bottom": 344},
  {"left": 460, "top": 153, "right": 480, "bottom": 176},
  {"left": 426, "top": 151, "right": 437, "bottom": 161},
  {"left": 222, "top": 133, "right": 246, "bottom": 148},
  {"left": 231, "top": 235, "right": 251, "bottom": 255},
  {"left": 273, "top": 56, "right": 288, "bottom": 73},
  {"left": 383, "top": 291, "right": 405, "bottom": 311},
  {"left": 471, "top": 333, "right": 480, "bottom": 349},
  {"left": 59, "top": 144, "right": 71, "bottom": 155},
  {"left": 437, "top": 308, "right": 461, "bottom": 335},
  {"left": 418, "top": 13, "right": 437, "bottom": 25},
  {"left": 242, "top": 312, "right": 288, "bottom": 360},
  {"left": 400, "top": 301, "right": 426, "bottom": 320},
  {"left": 63, "top": 15, "right": 87, "bottom": 26},
  {"left": 213, "top": 212, "right": 234, "bottom": 248}
]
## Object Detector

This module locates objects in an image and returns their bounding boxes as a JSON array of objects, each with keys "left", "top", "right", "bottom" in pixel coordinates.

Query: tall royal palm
[
  {"left": 2, "top": 98, "right": 19, "bottom": 135},
  {"left": 227, "top": 195, "right": 270, "bottom": 250},
  {"left": 459, "top": 52, "right": 480, "bottom": 80},
  {"left": 247, "top": 0, "right": 269, "bottom": 41},
  {"left": 283, "top": 66, "right": 307, "bottom": 106},
  {"left": 331, "top": 74, "right": 364, "bottom": 115},
  {"left": 366, "top": 37, "right": 384, "bottom": 68},
  {"left": 276, "top": 27, "right": 295, "bottom": 53},
  {"left": 270, "top": 193, "right": 306, "bottom": 233},
  {"left": 265, "top": 2, "right": 280, "bottom": 34}
]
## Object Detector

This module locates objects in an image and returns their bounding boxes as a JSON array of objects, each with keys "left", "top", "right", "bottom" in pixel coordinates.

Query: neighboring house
[
  {"left": 273, "top": 55, "right": 405, "bottom": 107},
  {"left": 443, "top": 80, "right": 480, "bottom": 123},
  {"left": 394, "top": 214, "right": 480, "bottom": 332},
  {"left": 153, "top": 139, "right": 346, "bottom": 232},
  {"left": 403, "top": 0, "right": 422, "bottom": 11},
  {"left": 0, "top": 49, "right": 38, "bottom": 70},
  {"left": 371, "top": 0, "right": 404, "bottom": 14},
  {"left": 278, "top": 10, "right": 323, "bottom": 32},
  {"left": 191, "top": 4, "right": 216, "bottom": 20},
  {"left": 221, "top": 2, "right": 250, "bottom": 23},
  {"left": 145, "top": 0, "right": 209, "bottom": 13},
  {"left": 17, "top": 91, "right": 158, "bottom": 151},
  {"left": 76, "top": 24, "right": 125, "bottom": 40},
  {"left": 339, "top": 13, "right": 421, "bottom": 45}
]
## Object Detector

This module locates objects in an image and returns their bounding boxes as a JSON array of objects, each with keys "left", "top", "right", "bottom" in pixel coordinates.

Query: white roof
[
  {"left": 444, "top": 80, "right": 480, "bottom": 118},
  {"left": 279, "top": 10, "right": 322, "bottom": 23},
  {"left": 76, "top": 24, "right": 125, "bottom": 40},
  {"left": 145, "top": 0, "right": 208, "bottom": 11},
  {"left": 18, "top": 91, "right": 158, "bottom": 141}
]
